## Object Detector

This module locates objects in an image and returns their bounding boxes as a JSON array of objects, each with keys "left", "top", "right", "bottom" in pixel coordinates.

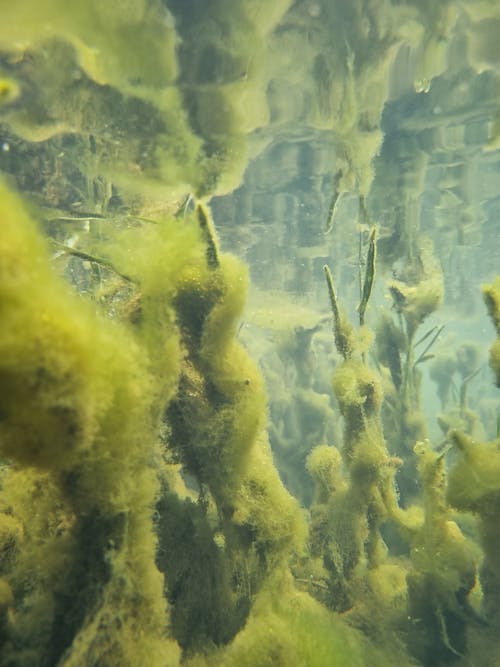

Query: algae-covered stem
[
  {"left": 324, "top": 224, "right": 375, "bottom": 363},
  {"left": 323, "top": 264, "right": 352, "bottom": 360},
  {"left": 358, "top": 226, "right": 376, "bottom": 327},
  {"left": 324, "top": 168, "right": 344, "bottom": 235},
  {"left": 196, "top": 202, "right": 220, "bottom": 270}
]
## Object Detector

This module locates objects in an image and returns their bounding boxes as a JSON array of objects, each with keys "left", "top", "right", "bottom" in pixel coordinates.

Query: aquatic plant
[
  {"left": 0, "top": 181, "right": 310, "bottom": 664},
  {"left": 1, "top": 1, "right": 500, "bottom": 666},
  {"left": 0, "top": 182, "right": 181, "bottom": 666},
  {"left": 375, "top": 238, "right": 444, "bottom": 504},
  {"left": 305, "top": 259, "right": 407, "bottom": 622}
]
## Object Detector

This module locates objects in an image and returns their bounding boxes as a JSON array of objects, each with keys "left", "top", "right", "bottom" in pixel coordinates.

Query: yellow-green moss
[
  {"left": 188, "top": 577, "right": 414, "bottom": 667},
  {"left": 0, "top": 77, "right": 20, "bottom": 106},
  {"left": 306, "top": 445, "right": 344, "bottom": 504},
  {"left": 406, "top": 441, "right": 478, "bottom": 663},
  {"left": 105, "top": 199, "right": 307, "bottom": 656},
  {"left": 483, "top": 278, "right": 500, "bottom": 385},
  {"left": 447, "top": 432, "right": 500, "bottom": 515},
  {"left": 0, "top": 0, "right": 178, "bottom": 94},
  {"left": 332, "top": 359, "right": 383, "bottom": 415},
  {"left": 232, "top": 434, "right": 307, "bottom": 567},
  {"left": 388, "top": 275, "right": 443, "bottom": 339},
  {"left": 0, "top": 182, "right": 181, "bottom": 666}
]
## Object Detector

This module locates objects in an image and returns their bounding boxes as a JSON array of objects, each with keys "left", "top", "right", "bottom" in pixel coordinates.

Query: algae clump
[
  {"left": 0, "top": 181, "right": 311, "bottom": 664},
  {"left": 0, "top": 181, "right": 180, "bottom": 666},
  {"left": 2, "top": 1, "right": 500, "bottom": 664}
]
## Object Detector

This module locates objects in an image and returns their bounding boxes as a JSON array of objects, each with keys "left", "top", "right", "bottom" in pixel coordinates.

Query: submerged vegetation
[{"left": 1, "top": 1, "right": 500, "bottom": 666}]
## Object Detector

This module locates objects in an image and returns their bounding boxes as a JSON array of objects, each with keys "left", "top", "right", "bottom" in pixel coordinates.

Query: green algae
[{"left": 1, "top": 1, "right": 500, "bottom": 666}]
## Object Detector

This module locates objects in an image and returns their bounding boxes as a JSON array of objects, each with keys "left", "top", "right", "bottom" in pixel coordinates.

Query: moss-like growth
[
  {"left": 0, "top": 182, "right": 181, "bottom": 665},
  {"left": 188, "top": 575, "right": 414, "bottom": 667},
  {"left": 104, "top": 201, "right": 306, "bottom": 656},
  {"left": 387, "top": 241, "right": 443, "bottom": 342},
  {"left": 375, "top": 313, "right": 406, "bottom": 391},
  {"left": 375, "top": 240, "right": 444, "bottom": 506},
  {"left": 0, "top": 181, "right": 310, "bottom": 665},
  {"left": 483, "top": 278, "right": 500, "bottom": 386},
  {"left": 447, "top": 430, "right": 500, "bottom": 622},
  {"left": 2, "top": 2, "right": 500, "bottom": 663},
  {"left": 0, "top": 0, "right": 178, "bottom": 95},
  {"left": 307, "top": 445, "right": 344, "bottom": 506},
  {"left": 308, "top": 264, "right": 407, "bottom": 618},
  {"left": 407, "top": 442, "right": 477, "bottom": 665}
]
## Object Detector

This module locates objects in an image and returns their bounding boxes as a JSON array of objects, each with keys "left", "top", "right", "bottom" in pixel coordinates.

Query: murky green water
[{"left": 1, "top": 2, "right": 500, "bottom": 666}]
